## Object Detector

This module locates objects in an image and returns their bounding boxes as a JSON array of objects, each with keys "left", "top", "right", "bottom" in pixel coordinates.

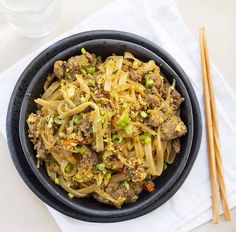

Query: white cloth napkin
[{"left": 0, "top": 0, "right": 236, "bottom": 231}]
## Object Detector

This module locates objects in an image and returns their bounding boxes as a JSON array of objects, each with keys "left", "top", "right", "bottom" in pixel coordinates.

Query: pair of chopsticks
[{"left": 199, "top": 27, "right": 231, "bottom": 224}]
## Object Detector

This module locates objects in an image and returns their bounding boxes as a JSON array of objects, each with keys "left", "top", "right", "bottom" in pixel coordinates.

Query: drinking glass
[{"left": 0, "top": 0, "right": 62, "bottom": 38}]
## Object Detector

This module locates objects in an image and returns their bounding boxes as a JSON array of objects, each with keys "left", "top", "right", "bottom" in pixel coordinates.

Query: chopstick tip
[{"left": 199, "top": 26, "right": 205, "bottom": 33}]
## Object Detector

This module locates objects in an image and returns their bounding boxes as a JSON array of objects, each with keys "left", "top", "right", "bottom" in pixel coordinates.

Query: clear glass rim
[{"left": 0, "top": 0, "right": 54, "bottom": 14}]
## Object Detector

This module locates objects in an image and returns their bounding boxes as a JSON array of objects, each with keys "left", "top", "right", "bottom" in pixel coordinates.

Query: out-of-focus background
[{"left": 0, "top": 0, "right": 235, "bottom": 231}]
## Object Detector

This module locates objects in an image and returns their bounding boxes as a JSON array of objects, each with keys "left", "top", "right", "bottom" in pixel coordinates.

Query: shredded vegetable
[{"left": 27, "top": 51, "right": 187, "bottom": 208}]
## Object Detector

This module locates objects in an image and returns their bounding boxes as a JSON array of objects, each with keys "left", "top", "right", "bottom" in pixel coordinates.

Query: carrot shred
[
  {"left": 61, "top": 139, "right": 77, "bottom": 146},
  {"left": 144, "top": 181, "right": 155, "bottom": 192}
]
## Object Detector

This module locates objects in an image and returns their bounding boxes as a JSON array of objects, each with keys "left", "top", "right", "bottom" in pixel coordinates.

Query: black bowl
[
  {"left": 19, "top": 38, "right": 193, "bottom": 218},
  {"left": 7, "top": 30, "right": 202, "bottom": 222}
]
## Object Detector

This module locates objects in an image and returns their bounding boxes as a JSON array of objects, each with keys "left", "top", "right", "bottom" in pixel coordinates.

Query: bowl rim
[
  {"left": 6, "top": 30, "right": 202, "bottom": 222},
  {"left": 19, "top": 38, "right": 193, "bottom": 217}
]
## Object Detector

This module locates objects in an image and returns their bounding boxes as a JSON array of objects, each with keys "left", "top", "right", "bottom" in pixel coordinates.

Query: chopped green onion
[
  {"left": 146, "top": 78, "right": 154, "bottom": 88},
  {"left": 100, "top": 110, "right": 105, "bottom": 116},
  {"left": 143, "top": 134, "right": 151, "bottom": 144},
  {"left": 68, "top": 193, "right": 74, "bottom": 199},
  {"left": 104, "top": 136, "right": 112, "bottom": 144},
  {"left": 106, "top": 172, "right": 111, "bottom": 182},
  {"left": 54, "top": 177, "right": 59, "bottom": 185},
  {"left": 81, "top": 47, "right": 86, "bottom": 55},
  {"left": 119, "top": 113, "right": 130, "bottom": 128},
  {"left": 86, "top": 67, "right": 96, "bottom": 74},
  {"left": 122, "top": 181, "right": 130, "bottom": 190},
  {"left": 69, "top": 133, "right": 76, "bottom": 139},
  {"left": 112, "top": 134, "right": 119, "bottom": 141},
  {"left": 77, "top": 147, "right": 86, "bottom": 154},
  {"left": 111, "top": 92, "right": 119, "bottom": 101},
  {"left": 80, "top": 96, "right": 86, "bottom": 103},
  {"left": 65, "top": 163, "right": 73, "bottom": 173},
  {"left": 74, "top": 115, "right": 81, "bottom": 125},
  {"left": 140, "top": 111, "right": 148, "bottom": 118},
  {"left": 117, "top": 137, "right": 123, "bottom": 144},
  {"left": 95, "top": 163, "right": 106, "bottom": 172},
  {"left": 88, "top": 79, "right": 96, "bottom": 87},
  {"left": 112, "top": 70, "right": 118, "bottom": 74},
  {"left": 72, "top": 146, "right": 86, "bottom": 154},
  {"left": 124, "top": 125, "right": 132, "bottom": 134},
  {"left": 54, "top": 117, "right": 62, "bottom": 125},
  {"left": 112, "top": 134, "right": 123, "bottom": 144},
  {"left": 78, "top": 147, "right": 86, "bottom": 154},
  {"left": 80, "top": 68, "right": 86, "bottom": 74},
  {"left": 122, "top": 104, "right": 129, "bottom": 110},
  {"left": 171, "top": 79, "right": 176, "bottom": 89}
]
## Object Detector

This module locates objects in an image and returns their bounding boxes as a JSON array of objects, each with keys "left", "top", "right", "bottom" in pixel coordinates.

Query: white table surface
[{"left": 0, "top": 0, "right": 235, "bottom": 231}]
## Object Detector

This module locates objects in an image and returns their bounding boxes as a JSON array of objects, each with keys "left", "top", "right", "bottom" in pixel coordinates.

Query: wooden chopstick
[
  {"left": 201, "top": 27, "right": 231, "bottom": 221},
  {"left": 200, "top": 27, "right": 232, "bottom": 223},
  {"left": 199, "top": 27, "right": 220, "bottom": 224}
]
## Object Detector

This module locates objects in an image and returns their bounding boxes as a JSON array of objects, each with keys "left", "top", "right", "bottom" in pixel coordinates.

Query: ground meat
[
  {"left": 161, "top": 83, "right": 170, "bottom": 100},
  {"left": 123, "top": 165, "right": 147, "bottom": 182},
  {"left": 103, "top": 155, "right": 124, "bottom": 170},
  {"left": 94, "top": 182, "right": 143, "bottom": 205},
  {"left": 85, "top": 52, "right": 93, "bottom": 61},
  {"left": 54, "top": 60, "right": 65, "bottom": 78},
  {"left": 48, "top": 161, "right": 60, "bottom": 173},
  {"left": 27, "top": 113, "right": 39, "bottom": 136},
  {"left": 67, "top": 55, "right": 89, "bottom": 69},
  {"left": 28, "top": 122, "right": 37, "bottom": 136},
  {"left": 161, "top": 83, "right": 184, "bottom": 109},
  {"left": 54, "top": 54, "right": 100, "bottom": 80},
  {"left": 170, "top": 88, "right": 184, "bottom": 109},
  {"left": 70, "top": 181, "right": 80, "bottom": 190},
  {"left": 150, "top": 86, "right": 159, "bottom": 96},
  {"left": 78, "top": 118, "right": 93, "bottom": 139},
  {"left": 150, "top": 80, "right": 163, "bottom": 97},
  {"left": 85, "top": 53, "right": 102, "bottom": 67},
  {"left": 147, "top": 109, "right": 167, "bottom": 127},
  {"left": 129, "top": 69, "right": 143, "bottom": 81},
  {"left": 153, "top": 76, "right": 163, "bottom": 89},
  {"left": 147, "top": 72, "right": 162, "bottom": 90},
  {"left": 172, "top": 138, "right": 181, "bottom": 153},
  {"left": 147, "top": 116, "right": 161, "bottom": 127},
  {"left": 121, "top": 60, "right": 133, "bottom": 72},
  {"left": 160, "top": 115, "right": 187, "bottom": 140},
  {"left": 145, "top": 94, "right": 160, "bottom": 108},
  {"left": 105, "top": 183, "right": 126, "bottom": 199},
  {"left": 36, "top": 139, "right": 48, "bottom": 159},
  {"left": 123, "top": 165, "right": 132, "bottom": 179},
  {"left": 80, "top": 151, "right": 98, "bottom": 169},
  {"left": 126, "top": 182, "right": 143, "bottom": 202}
]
